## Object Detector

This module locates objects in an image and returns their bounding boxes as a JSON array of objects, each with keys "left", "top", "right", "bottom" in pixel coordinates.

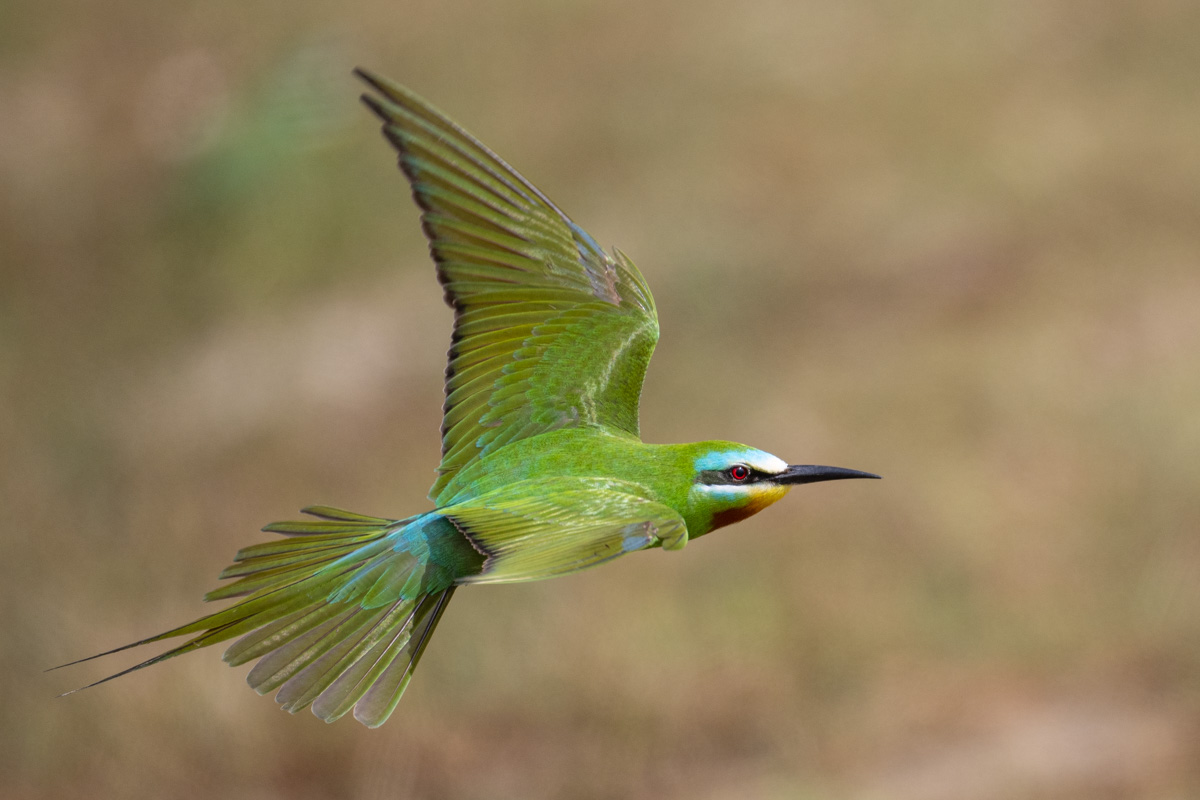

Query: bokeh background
[{"left": 4, "top": 1, "right": 1199, "bottom": 798}]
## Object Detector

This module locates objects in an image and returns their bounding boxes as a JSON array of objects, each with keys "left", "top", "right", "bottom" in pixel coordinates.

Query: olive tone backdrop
[{"left": 4, "top": 1, "right": 1199, "bottom": 798}]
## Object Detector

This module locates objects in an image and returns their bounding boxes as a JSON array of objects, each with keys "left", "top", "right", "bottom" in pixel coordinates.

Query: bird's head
[{"left": 686, "top": 443, "right": 879, "bottom": 534}]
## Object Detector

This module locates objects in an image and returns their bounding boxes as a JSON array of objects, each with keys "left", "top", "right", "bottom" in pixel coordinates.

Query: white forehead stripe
[
  {"left": 693, "top": 449, "right": 787, "bottom": 474},
  {"left": 746, "top": 452, "right": 787, "bottom": 473}
]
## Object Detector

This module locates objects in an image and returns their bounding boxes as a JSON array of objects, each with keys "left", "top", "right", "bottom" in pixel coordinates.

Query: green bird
[{"left": 60, "top": 69, "right": 879, "bottom": 727}]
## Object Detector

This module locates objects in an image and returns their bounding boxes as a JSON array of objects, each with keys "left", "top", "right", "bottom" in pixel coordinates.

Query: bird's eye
[{"left": 729, "top": 465, "right": 750, "bottom": 482}]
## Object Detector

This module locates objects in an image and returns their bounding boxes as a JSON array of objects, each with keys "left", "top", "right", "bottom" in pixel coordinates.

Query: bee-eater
[{"left": 60, "top": 69, "right": 879, "bottom": 727}]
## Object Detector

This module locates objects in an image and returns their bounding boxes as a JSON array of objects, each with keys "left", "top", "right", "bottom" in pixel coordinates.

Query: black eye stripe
[{"left": 695, "top": 466, "right": 767, "bottom": 485}]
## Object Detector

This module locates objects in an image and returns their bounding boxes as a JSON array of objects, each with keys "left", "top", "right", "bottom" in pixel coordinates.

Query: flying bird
[{"left": 59, "top": 69, "right": 879, "bottom": 727}]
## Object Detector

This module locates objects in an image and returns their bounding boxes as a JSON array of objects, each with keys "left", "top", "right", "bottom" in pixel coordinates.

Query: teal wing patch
[
  {"left": 442, "top": 477, "right": 689, "bottom": 584},
  {"left": 356, "top": 70, "right": 660, "bottom": 501}
]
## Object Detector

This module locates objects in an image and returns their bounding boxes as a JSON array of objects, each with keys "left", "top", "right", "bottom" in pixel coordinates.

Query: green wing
[
  {"left": 443, "top": 477, "right": 689, "bottom": 584},
  {"left": 357, "top": 70, "right": 661, "bottom": 501}
]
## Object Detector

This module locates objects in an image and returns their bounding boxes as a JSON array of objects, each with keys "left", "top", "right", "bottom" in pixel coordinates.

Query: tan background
[{"left": 4, "top": 1, "right": 1199, "bottom": 797}]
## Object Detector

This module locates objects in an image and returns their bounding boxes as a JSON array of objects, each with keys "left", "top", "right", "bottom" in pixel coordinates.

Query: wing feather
[
  {"left": 356, "top": 69, "right": 660, "bottom": 502},
  {"left": 443, "top": 477, "right": 689, "bottom": 584}
]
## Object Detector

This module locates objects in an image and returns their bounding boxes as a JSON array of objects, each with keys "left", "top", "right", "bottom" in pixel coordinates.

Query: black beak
[{"left": 775, "top": 465, "right": 881, "bottom": 485}]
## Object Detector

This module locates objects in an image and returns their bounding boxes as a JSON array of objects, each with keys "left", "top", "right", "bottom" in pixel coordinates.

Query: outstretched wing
[
  {"left": 356, "top": 70, "right": 661, "bottom": 502},
  {"left": 443, "top": 477, "right": 689, "bottom": 584}
]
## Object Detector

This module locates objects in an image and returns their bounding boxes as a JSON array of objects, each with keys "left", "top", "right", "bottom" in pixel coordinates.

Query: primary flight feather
[{"left": 58, "top": 68, "right": 878, "bottom": 727}]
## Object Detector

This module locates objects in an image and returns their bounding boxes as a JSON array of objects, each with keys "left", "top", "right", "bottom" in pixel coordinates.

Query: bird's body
[
  {"left": 441, "top": 428, "right": 781, "bottom": 536},
  {"left": 61, "top": 69, "right": 878, "bottom": 727}
]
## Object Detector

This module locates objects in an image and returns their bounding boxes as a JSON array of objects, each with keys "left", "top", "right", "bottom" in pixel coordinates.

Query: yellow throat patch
[{"left": 709, "top": 483, "right": 791, "bottom": 531}]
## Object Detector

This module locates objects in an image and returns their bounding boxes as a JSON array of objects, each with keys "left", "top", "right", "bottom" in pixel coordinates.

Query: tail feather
[
  {"left": 353, "top": 588, "right": 453, "bottom": 727},
  {"left": 313, "top": 613, "right": 413, "bottom": 722},
  {"left": 296, "top": 506, "right": 394, "bottom": 524},
  {"left": 248, "top": 604, "right": 388, "bottom": 695},
  {"left": 204, "top": 560, "right": 341, "bottom": 602},
  {"left": 56, "top": 620, "right": 244, "bottom": 696},
  {"left": 56, "top": 507, "right": 464, "bottom": 727},
  {"left": 223, "top": 602, "right": 346, "bottom": 666},
  {"left": 274, "top": 598, "right": 420, "bottom": 713}
]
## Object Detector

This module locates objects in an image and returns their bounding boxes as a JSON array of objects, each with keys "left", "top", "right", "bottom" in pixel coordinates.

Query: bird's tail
[{"left": 54, "top": 506, "right": 466, "bottom": 727}]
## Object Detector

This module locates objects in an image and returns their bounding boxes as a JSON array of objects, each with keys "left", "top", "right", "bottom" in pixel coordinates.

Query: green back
[{"left": 357, "top": 71, "right": 660, "bottom": 500}]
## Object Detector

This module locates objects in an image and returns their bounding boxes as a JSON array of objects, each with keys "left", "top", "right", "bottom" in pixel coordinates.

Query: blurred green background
[{"left": 4, "top": 1, "right": 1199, "bottom": 797}]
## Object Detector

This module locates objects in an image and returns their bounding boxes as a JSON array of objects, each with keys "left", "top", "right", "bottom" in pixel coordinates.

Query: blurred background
[{"left": 4, "top": 0, "right": 1199, "bottom": 797}]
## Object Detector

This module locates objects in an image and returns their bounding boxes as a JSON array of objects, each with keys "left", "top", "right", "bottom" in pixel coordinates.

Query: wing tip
[
  {"left": 352, "top": 66, "right": 385, "bottom": 94},
  {"left": 353, "top": 67, "right": 401, "bottom": 125},
  {"left": 359, "top": 92, "right": 389, "bottom": 122},
  {"left": 353, "top": 67, "right": 426, "bottom": 122}
]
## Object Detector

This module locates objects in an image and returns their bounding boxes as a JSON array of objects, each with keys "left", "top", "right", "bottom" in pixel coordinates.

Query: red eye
[{"left": 729, "top": 465, "right": 750, "bottom": 482}]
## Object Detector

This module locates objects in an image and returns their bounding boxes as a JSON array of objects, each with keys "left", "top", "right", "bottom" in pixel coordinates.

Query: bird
[{"left": 57, "top": 68, "right": 879, "bottom": 727}]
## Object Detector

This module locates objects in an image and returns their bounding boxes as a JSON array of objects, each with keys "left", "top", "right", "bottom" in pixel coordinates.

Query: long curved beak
[{"left": 776, "top": 465, "right": 881, "bottom": 485}]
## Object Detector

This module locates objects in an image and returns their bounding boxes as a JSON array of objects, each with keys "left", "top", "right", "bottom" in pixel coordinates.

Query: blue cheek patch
[{"left": 690, "top": 484, "right": 749, "bottom": 502}]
